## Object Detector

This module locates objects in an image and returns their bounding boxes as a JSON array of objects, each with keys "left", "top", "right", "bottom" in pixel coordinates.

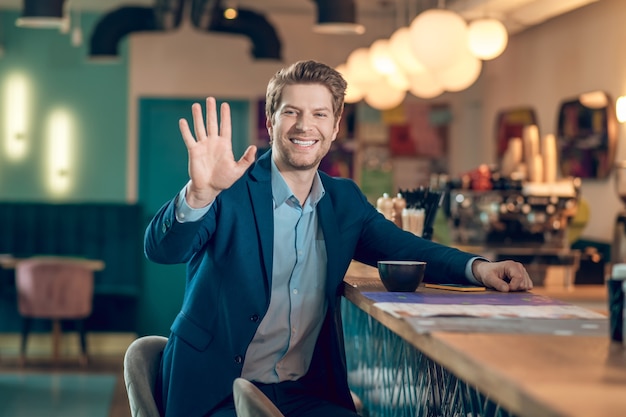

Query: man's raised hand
[{"left": 179, "top": 97, "right": 257, "bottom": 208}]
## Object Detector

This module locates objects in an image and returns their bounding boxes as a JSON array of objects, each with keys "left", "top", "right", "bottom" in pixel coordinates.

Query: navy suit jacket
[{"left": 144, "top": 150, "right": 477, "bottom": 417}]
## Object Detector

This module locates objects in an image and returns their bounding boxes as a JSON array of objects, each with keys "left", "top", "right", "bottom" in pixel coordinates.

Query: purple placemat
[{"left": 361, "top": 291, "right": 569, "bottom": 306}]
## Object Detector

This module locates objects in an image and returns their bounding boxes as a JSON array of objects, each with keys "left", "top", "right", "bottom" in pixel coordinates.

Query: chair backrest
[
  {"left": 124, "top": 335, "right": 168, "bottom": 417},
  {"left": 15, "top": 257, "right": 95, "bottom": 318},
  {"left": 233, "top": 378, "right": 285, "bottom": 417}
]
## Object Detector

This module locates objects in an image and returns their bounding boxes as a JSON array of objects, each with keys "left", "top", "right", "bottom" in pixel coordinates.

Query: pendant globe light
[
  {"left": 364, "top": 78, "right": 406, "bottom": 110},
  {"left": 335, "top": 64, "right": 364, "bottom": 103},
  {"left": 389, "top": 26, "right": 426, "bottom": 75},
  {"left": 346, "top": 47, "right": 383, "bottom": 89},
  {"left": 435, "top": 49, "right": 482, "bottom": 92},
  {"left": 409, "top": 8, "right": 468, "bottom": 71},
  {"left": 408, "top": 70, "right": 444, "bottom": 99},
  {"left": 369, "top": 39, "right": 398, "bottom": 76},
  {"left": 467, "top": 17, "right": 508, "bottom": 60},
  {"left": 386, "top": 70, "right": 410, "bottom": 91}
]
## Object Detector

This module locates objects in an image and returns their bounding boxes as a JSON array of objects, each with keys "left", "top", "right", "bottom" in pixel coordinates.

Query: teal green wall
[
  {"left": 0, "top": 11, "right": 128, "bottom": 202},
  {"left": 0, "top": 11, "right": 256, "bottom": 337}
]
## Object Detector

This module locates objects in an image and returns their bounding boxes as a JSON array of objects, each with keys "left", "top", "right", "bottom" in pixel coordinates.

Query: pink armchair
[{"left": 15, "top": 256, "right": 98, "bottom": 366}]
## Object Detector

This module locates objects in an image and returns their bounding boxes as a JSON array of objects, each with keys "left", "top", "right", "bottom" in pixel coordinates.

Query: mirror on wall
[
  {"left": 495, "top": 107, "right": 538, "bottom": 160},
  {"left": 557, "top": 91, "right": 617, "bottom": 179}
]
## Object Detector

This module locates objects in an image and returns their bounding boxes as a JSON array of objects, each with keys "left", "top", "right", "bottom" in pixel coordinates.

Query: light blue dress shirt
[{"left": 241, "top": 159, "right": 327, "bottom": 382}]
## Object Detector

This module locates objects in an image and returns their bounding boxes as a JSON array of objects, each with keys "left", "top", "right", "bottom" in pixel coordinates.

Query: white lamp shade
[
  {"left": 435, "top": 49, "right": 482, "bottom": 92},
  {"left": 364, "top": 78, "right": 406, "bottom": 110},
  {"left": 408, "top": 70, "right": 444, "bottom": 99},
  {"left": 346, "top": 47, "right": 383, "bottom": 88},
  {"left": 389, "top": 27, "right": 426, "bottom": 75},
  {"left": 336, "top": 64, "right": 364, "bottom": 103},
  {"left": 386, "top": 70, "right": 410, "bottom": 91},
  {"left": 409, "top": 9, "right": 468, "bottom": 71},
  {"left": 467, "top": 18, "right": 508, "bottom": 60},
  {"left": 369, "top": 39, "right": 399, "bottom": 76}
]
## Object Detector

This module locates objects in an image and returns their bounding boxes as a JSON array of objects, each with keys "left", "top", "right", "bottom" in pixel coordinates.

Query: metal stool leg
[
  {"left": 19, "top": 317, "right": 31, "bottom": 367},
  {"left": 76, "top": 319, "right": 88, "bottom": 367},
  {"left": 52, "top": 319, "right": 61, "bottom": 366}
]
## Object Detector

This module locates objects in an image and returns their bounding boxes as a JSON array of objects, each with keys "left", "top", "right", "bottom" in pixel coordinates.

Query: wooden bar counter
[{"left": 342, "top": 262, "right": 626, "bottom": 417}]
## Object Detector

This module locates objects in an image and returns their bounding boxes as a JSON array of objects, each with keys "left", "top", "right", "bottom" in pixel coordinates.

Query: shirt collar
[{"left": 271, "top": 158, "right": 325, "bottom": 208}]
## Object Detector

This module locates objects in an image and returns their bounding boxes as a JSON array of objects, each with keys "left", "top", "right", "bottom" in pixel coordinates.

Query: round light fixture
[
  {"left": 467, "top": 18, "right": 508, "bottom": 60},
  {"left": 408, "top": 71, "right": 444, "bottom": 99},
  {"left": 409, "top": 9, "right": 468, "bottom": 71},
  {"left": 435, "top": 50, "right": 482, "bottom": 92},
  {"left": 386, "top": 71, "right": 410, "bottom": 92},
  {"left": 369, "top": 39, "right": 398, "bottom": 76},
  {"left": 364, "top": 78, "right": 406, "bottom": 110},
  {"left": 346, "top": 47, "right": 383, "bottom": 88},
  {"left": 336, "top": 64, "right": 364, "bottom": 103},
  {"left": 389, "top": 26, "right": 426, "bottom": 75}
]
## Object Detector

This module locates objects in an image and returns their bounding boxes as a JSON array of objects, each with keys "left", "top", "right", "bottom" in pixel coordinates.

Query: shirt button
[
  {"left": 292, "top": 289, "right": 298, "bottom": 295},
  {"left": 234, "top": 355, "right": 243, "bottom": 364},
  {"left": 250, "top": 314, "right": 259, "bottom": 322}
]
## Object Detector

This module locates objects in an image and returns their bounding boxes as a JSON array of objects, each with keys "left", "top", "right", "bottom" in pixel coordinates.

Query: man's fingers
[
  {"left": 191, "top": 102, "right": 207, "bottom": 141},
  {"left": 504, "top": 261, "right": 533, "bottom": 291},
  {"left": 179, "top": 119, "right": 196, "bottom": 148},
  {"left": 238, "top": 145, "right": 257, "bottom": 167},
  {"left": 220, "top": 102, "right": 232, "bottom": 139},
  {"left": 509, "top": 273, "right": 533, "bottom": 291},
  {"left": 493, "top": 280, "right": 510, "bottom": 293},
  {"left": 205, "top": 97, "right": 218, "bottom": 137}
]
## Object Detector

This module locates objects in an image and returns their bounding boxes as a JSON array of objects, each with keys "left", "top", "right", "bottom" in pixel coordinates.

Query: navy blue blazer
[{"left": 144, "top": 150, "right": 477, "bottom": 417}]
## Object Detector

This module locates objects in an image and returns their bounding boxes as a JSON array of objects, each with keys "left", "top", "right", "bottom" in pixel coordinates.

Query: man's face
[{"left": 268, "top": 83, "right": 340, "bottom": 173}]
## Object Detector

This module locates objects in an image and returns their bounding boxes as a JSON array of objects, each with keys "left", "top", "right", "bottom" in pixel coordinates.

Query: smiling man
[{"left": 144, "top": 60, "right": 532, "bottom": 417}]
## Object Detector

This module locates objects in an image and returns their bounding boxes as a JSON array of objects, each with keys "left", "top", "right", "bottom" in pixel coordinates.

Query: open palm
[{"left": 179, "top": 97, "right": 257, "bottom": 208}]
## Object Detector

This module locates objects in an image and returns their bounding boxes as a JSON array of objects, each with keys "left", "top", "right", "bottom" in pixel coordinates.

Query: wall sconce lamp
[
  {"left": 47, "top": 109, "right": 73, "bottom": 195},
  {"left": 16, "top": 0, "right": 66, "bottom": 29},
  {"left": 617, "top": 96, "right": 626, "bottom": 123},
  {"left": 4, "top": 73, "right": 29, "bottom": 160}
]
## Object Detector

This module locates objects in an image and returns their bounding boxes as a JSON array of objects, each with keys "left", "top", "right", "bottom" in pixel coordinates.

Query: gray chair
[
  {"left": 123, "top": 335, "right": 167, "bottom": 417},
  {"left": 123, "top": 336, "right": 285, "bottom": 417},
  {"left": 233, "top": 378, "right": 364, "bottom": 417},
  {"left": 123, "top": 336, "right": 363, "bottom": 417},
  {"left": 233, "top": 378, "right": 285, "bottom": 417}
]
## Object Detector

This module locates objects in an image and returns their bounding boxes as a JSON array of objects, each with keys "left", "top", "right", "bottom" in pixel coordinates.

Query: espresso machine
[
  {"left": 446, "top": 177, "right": 581, "bottom": 286},
  {"left": 447, "top": 179, "right": 580, "bottom": 248},
  {"left": 613, "top": 161, "right": 626, "bottom": 263}
]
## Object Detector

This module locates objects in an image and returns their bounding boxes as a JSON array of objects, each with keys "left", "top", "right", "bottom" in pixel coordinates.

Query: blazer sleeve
[{"left": 144, "top": 193, "right": 216, "bottom": 265}]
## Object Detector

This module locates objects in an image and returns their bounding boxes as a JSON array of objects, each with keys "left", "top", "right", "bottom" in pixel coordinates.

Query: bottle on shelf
[
  {"left": 392, "top": 193, "right": 406, "bottom": 228},
  {"left": 376, "top": 193, "right": 394, "bottom": 221}
]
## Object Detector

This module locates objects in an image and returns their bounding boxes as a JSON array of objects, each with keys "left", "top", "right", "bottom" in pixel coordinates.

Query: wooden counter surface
[{"left": 343, "top": 262, "right": 626, "bottom": 417}]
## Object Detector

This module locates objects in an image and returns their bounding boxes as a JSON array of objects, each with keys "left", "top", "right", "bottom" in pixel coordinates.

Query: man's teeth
[{"left": 292, "top": 139, "right": 315, "bottom": 146}]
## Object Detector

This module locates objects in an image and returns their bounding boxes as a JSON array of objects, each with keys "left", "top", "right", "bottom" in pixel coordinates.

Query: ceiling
[{"left": 0, "top": 0, "right": 600, "bottom": 35}]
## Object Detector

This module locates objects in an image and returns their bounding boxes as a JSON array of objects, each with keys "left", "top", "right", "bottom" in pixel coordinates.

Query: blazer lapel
[
  {"left": 317, "top": 193, "right": 342, "bottom": 300},
  {"left": 248, "top": 152, "right": 274, "bottom": 285}
]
